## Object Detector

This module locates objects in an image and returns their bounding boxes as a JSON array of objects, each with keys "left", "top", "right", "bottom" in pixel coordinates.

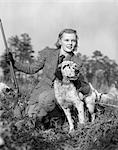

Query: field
[{"left": 0, "top": 83, "right": 118, "bottom": 150}]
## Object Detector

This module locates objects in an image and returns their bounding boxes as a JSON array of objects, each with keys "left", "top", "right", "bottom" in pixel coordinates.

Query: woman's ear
[{"left": 58, "top": 39, "right": 62, "bottom": 46}]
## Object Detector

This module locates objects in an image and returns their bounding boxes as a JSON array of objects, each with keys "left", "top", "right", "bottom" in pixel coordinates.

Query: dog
[
  {"left": 82, "top": 83, "right": 102, "bottom": 122},
  {"left": 54, "top": 60, "right": 85, "bottom": 132},
  {"left": 54, "top": 60, "right": 112, "bottom": 132}
]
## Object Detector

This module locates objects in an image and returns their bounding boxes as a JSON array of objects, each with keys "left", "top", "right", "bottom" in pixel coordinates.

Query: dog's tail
[{"left": 88, "top": 83, "right": 108, "bottom": 103}]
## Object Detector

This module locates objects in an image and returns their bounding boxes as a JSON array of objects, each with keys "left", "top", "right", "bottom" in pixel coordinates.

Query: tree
[
  {"left": 92, "top": 50, "right": 103, "bottom": 60},
  {"left": 81, "top": 50, "right": 118, "bottom": 90},
  {"left": 8, "top": 33, "right": 34, "bottom": 63},
  {"left": 0, "top": 53, "right": 10, "bottom": 81},
  {"left": 8, "top": 33, "right": 35, "bottom": 82},
  {"left": 0, "top": 33, "right": 35, "bottom": 82}
]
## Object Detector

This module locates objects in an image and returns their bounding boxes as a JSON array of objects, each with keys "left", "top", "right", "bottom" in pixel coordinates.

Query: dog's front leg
[
  {"left": 75, "top": 100, "right": 85, "bottom": 124},
  {"left": 85, "top": 94, "right": 96, "bottom": 122},
  {"left": 61, "top": 106, "right": 74, "bottom": 133},
  {"left": 86, "top": 102, "right": 95, "bottom": 122}
]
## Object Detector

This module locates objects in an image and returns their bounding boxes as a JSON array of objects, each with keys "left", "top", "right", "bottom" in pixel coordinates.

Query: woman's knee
[
  {"left": 25, "top": 103, "right": 38, "bottom": 117},
  {"left": 26, "top": 89, "right": 56, "bottom": 117}
]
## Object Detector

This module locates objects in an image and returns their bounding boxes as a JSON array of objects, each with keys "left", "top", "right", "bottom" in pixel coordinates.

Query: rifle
[{"left": 0, "top": 19, "right": 19, "bottom": 94}]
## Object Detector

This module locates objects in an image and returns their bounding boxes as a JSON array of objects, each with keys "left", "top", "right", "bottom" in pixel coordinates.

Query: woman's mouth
[{"left": 67, "top": 46, "right": 72, "bottom": 49}]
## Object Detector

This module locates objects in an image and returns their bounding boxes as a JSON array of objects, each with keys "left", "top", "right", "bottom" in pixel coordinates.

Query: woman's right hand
[{"left": 6, "top": 52, "right": 15, "bottom": 65}]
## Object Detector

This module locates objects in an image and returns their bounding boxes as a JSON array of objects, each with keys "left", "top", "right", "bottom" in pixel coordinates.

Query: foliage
[
  {"left": 8, "top": 33, "right": 34, "bottom": 63},
  {"left": 81, "top": 50, "right": 118, "bottom": 91},
  {"left": 0, "top": 33, "right": 36, "bottom": 82},
  {"left": 0, "top": 83, "right": 118, "bottom": 150},
  {"left": 0, "top": 53, "right": 10, "bottom": 81}
]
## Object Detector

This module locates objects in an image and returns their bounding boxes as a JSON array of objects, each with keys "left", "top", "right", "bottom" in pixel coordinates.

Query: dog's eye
[
  {"left": 5, "top": 88, "right": 10, "bottom": 92},
  {"left": 75, "top": 69, "right": 80, "bottom": 74},
  {"left": 62, "top": 64, "right": 70, "bottom": 69}
]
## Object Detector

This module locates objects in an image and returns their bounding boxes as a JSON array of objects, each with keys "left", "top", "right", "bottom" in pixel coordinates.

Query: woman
[{"left": 7, "top": 28, "right": 90, "bottom": 120}]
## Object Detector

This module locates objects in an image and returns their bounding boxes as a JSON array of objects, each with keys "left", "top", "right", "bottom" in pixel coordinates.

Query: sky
[{"left": 0, "top": 0, "right": 118, "bottom": 63}]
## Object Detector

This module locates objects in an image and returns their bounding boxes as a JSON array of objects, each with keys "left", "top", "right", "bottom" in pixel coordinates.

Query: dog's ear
[{"left": 55, "top": 67, "right": 63, "bottom": 81}]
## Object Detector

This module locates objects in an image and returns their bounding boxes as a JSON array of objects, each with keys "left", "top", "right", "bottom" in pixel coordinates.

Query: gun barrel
[{"left": 0, "top": 19, "right": 9, "bottom": 53}]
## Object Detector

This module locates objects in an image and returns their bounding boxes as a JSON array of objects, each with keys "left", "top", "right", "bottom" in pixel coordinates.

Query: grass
[{"left": 0, "top": 83, "right": 118, "bottom": 150}]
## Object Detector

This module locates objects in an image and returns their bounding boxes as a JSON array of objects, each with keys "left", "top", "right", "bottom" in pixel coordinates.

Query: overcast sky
[{"left": 0, "top": 0, "right": 118, "bottom": 63}]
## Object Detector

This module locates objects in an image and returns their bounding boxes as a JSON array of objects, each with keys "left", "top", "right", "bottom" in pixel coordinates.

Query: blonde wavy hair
[{"left": 55, "top": 28, "right": 79, "bottom": 52}]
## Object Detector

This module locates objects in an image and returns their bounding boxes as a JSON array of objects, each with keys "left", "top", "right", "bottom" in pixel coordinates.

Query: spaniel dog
[
  {"left": 54, "top": 61, "right": 85, "bottom": 132},
  {"left": 54, "top": 61, "right": 109, "bottom": 132}
]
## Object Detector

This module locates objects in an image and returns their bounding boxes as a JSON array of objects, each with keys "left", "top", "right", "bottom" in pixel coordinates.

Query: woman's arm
[{"left": 13, "top": 48, "right": 47, "bottom": 74}]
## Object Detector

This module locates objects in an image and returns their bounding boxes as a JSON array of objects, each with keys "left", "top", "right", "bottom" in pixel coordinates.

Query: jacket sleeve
[
  {"left": 13, "top": 48, "right": 47, "bottom": 74},
  {"left": 72, "top": 54, "right": 88, "bottom": 82}
]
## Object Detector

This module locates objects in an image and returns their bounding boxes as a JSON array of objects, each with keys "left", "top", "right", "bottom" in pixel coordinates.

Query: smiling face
[{"left": 59, "top": 33, "right": 77, "bottom": 53}]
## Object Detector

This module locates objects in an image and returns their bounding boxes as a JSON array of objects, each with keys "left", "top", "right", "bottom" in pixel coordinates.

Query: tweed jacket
[
  {"left": 14, "top": 47, "right": 88, "bottom": 101},
  {"left": 14, "top": 47, "right": 86, "bottom": 85}
]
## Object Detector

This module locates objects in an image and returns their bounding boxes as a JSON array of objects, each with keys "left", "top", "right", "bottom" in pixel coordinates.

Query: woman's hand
[{"left": 6, "top": 52, "right": 15, "bottom": 65}]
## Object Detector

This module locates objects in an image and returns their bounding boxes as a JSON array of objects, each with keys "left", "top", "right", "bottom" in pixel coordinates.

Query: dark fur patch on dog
[{"left": 55, "top": 67, "right": 63, "bottom": 81}]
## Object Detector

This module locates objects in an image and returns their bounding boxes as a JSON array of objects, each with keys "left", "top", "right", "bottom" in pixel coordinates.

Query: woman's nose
[{"left": 68, "top": 40, "right": 72, "bottom": 44}]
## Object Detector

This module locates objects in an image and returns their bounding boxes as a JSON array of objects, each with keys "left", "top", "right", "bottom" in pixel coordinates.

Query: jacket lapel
[{"left": 51, "top": 49, "right": 60, "bottom": 72}]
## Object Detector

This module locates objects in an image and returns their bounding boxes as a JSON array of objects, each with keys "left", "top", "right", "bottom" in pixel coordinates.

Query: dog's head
[
  {"left": 61, "top": 61, "right": 80, "bottom": 80},
  {"left": 55, "top": 60, "right": 82, "bottom": 83}
]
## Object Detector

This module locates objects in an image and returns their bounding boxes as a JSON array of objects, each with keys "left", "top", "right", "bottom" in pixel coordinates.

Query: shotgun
[{"left": 0, "top": 19, "right": 19, "bottom": 94}]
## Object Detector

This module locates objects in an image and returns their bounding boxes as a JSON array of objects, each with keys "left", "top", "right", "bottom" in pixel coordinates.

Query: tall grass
[{"left": 0, "top": 81, "right": 118, "bottom": 149}]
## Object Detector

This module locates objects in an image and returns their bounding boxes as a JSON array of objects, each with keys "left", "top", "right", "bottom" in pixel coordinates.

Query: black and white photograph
[{"left": 0, "top": 0, "right": 118, "bottom": 149}]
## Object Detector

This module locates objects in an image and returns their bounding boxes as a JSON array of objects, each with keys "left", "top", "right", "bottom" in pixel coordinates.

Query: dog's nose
[
  {"left": 75, "top": 69, "right": 80, "bottom": 75},
  {"left": 5, "top": 88, "right": 11, "bottom": 93}
]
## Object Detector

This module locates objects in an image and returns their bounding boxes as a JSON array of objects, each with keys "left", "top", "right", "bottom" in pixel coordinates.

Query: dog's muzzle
[
  {"left": 69, "top": 66, "right": 80, "bottom": 80},
  {"left": 61, "top": 61, "right": 81, "bottom": 81},
  {"left": 75, "top": 68, "right": 80, "bottom": 76}
]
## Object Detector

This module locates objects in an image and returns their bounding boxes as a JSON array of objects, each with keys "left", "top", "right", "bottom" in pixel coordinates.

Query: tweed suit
[{"left": 13, "top": 47, "right": 89, "bottom": 118}]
